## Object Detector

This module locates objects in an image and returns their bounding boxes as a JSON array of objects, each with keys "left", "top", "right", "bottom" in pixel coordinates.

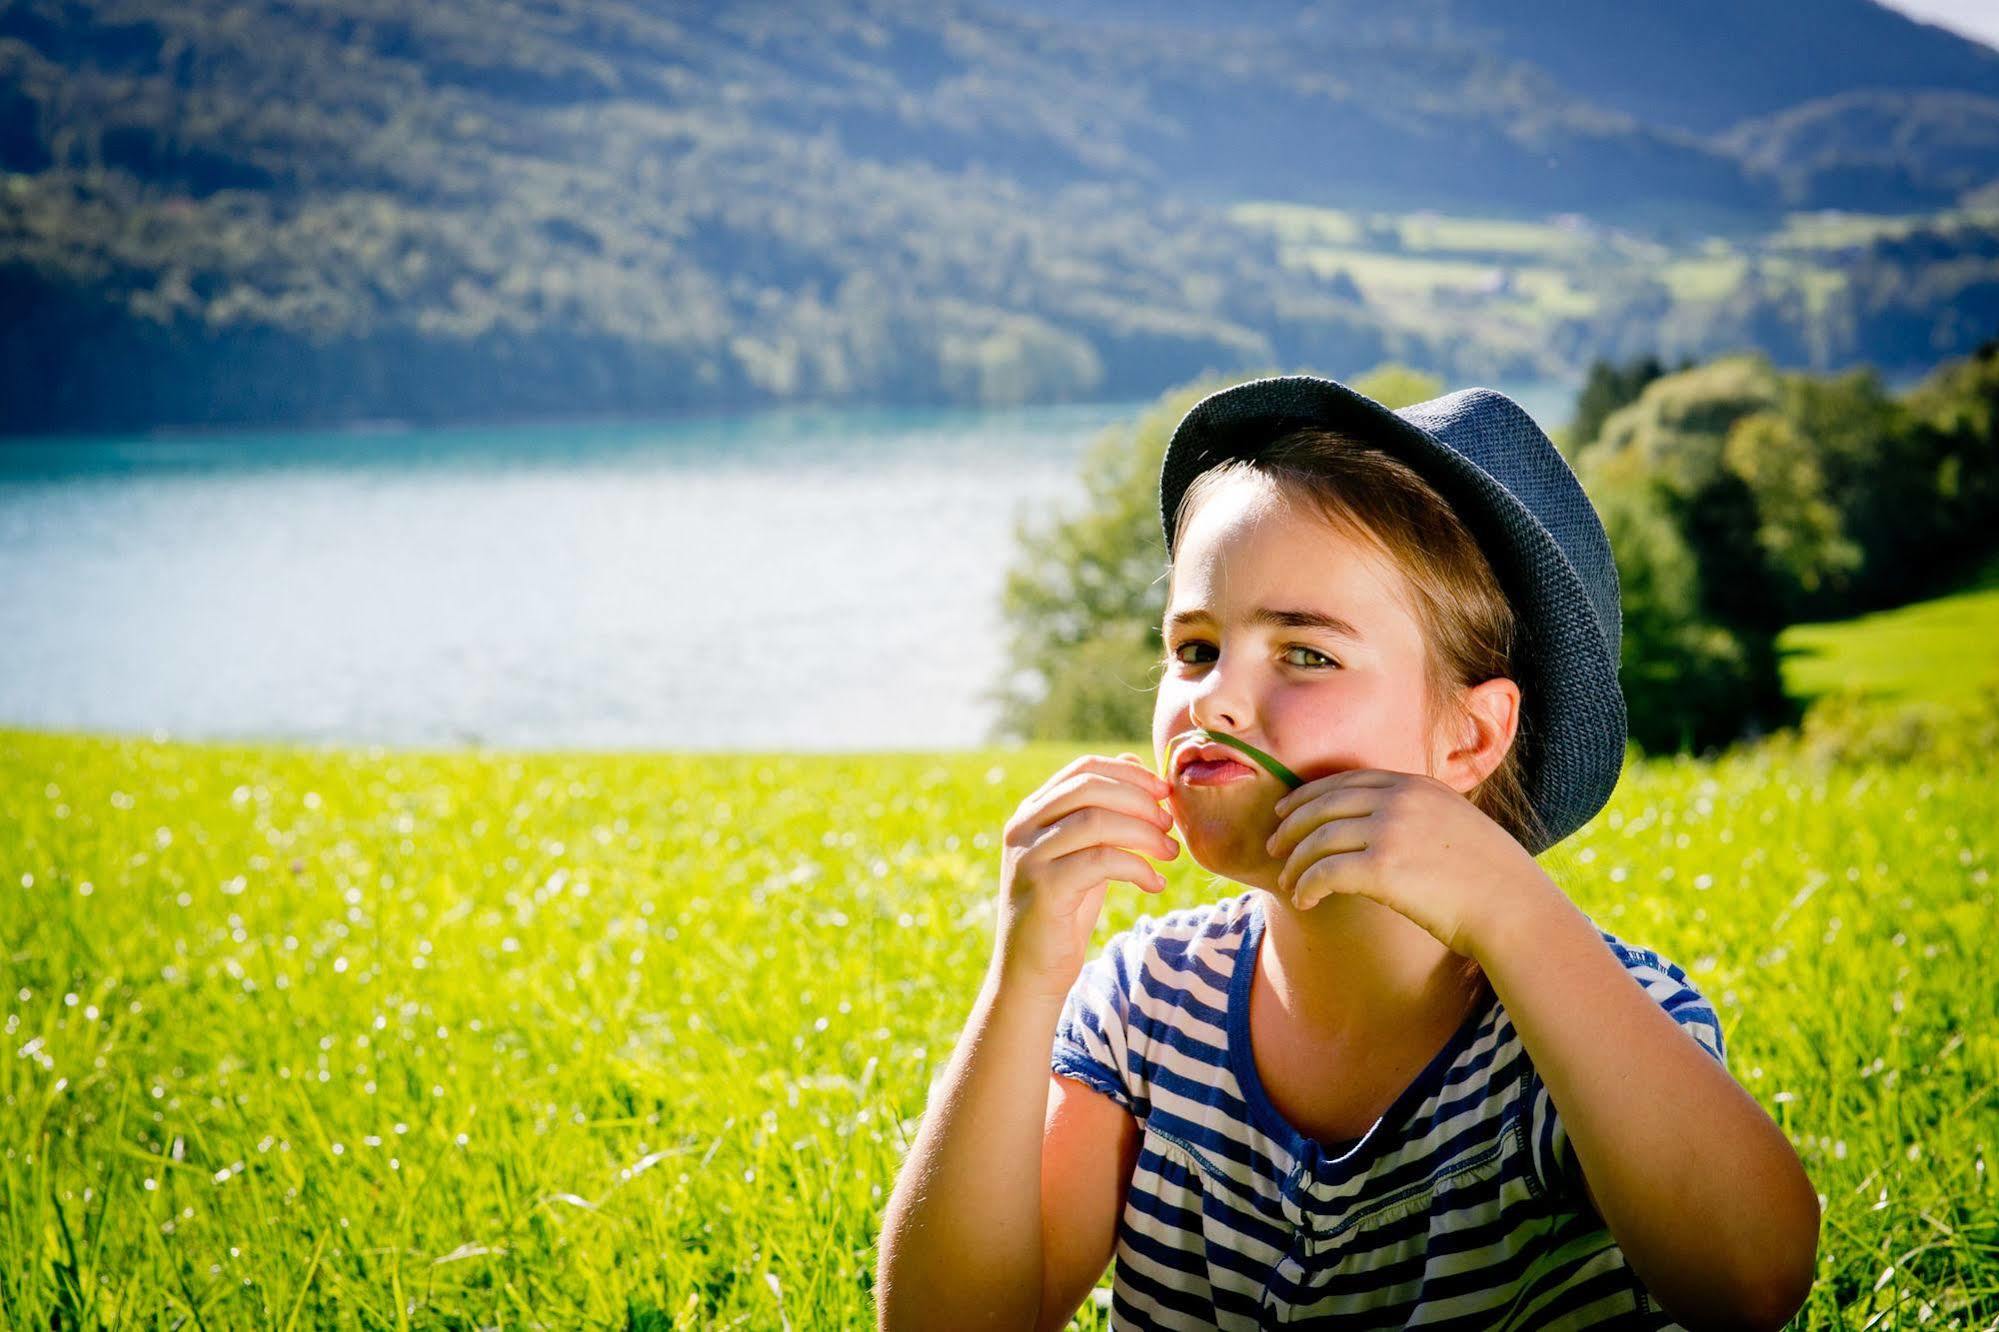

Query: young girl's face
[{"left": 1153, "top": 473, "right": 1444, "bottom": 887}]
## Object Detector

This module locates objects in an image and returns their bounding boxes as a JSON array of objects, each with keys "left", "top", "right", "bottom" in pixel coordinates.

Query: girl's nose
[{"left": 1188, "top": 662, "right": 1250, "bottom": 734}]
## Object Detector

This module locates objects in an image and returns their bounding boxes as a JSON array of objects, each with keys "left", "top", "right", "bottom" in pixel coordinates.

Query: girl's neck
[{"left": 1256, "top": 889, "right": 1488, "bottom": 1051}]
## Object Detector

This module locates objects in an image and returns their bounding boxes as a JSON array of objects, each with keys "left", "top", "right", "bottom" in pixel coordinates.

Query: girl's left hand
[{"left": 1265, "top": 769, "right": 1543, "bottom": 960}]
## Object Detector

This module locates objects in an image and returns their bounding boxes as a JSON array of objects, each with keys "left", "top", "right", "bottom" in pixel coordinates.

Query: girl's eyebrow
[{"left": 1165, "top": 606, "right": 1366, "bottom": 642}]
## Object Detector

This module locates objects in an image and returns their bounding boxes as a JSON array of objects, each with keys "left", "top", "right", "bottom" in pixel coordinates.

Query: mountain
[
  {"left": 1440, "top": 0, "right": 1999, "bottom": 136},
  {"left": 1719, "top": 89, "right": 1999, "bottom": 209},
  {"left": 2, "top": 0, "right": 1997, "bottom": 434}
]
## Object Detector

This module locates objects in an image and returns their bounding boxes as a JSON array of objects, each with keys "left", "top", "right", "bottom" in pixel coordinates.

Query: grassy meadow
[
  {"left": 1779, "top": 553, "right": 1999, "bottom": 709},
  {"left": 4, "top": 574, "right": 1998, "bottom": 1327}
]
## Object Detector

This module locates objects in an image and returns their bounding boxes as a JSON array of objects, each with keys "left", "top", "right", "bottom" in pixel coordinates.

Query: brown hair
[{"left": 1166, "top": 423, "right": 1549, "bottom": 871}]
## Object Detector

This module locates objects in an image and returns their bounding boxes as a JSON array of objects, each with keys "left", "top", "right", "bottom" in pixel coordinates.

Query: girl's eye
[{"left": 1166, "top": 641, "right": 1338, "bottom": 671}]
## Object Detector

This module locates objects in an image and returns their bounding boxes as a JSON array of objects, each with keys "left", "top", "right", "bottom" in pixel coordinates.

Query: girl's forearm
[
  {"left": 1472, "top": 877, "right": 1820, "bottom": 1331},
  {"left": 877, "top": 960, "right": 1068, "bottom": 1331}
]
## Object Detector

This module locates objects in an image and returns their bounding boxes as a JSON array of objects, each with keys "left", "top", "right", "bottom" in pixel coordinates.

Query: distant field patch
[
  {"left": 1510, "top": 267, "right": 1601, "bottom": 318},
  {"left": 1227, "top": 201, "right": 1364, "bottom": 246},
  {"left": 1283, "top": 245, "right": 1511, "bottom": 297},
  {"left": 1780, "top": 553, "right": 1999, "bottom": 706},
  {"left": 1661, "top": 255, "right": 1751, "bottom": 302},
  {"left": 1772, "top": 208, "right": 1999, "bottom": 252},
  {"left": 1394, "top": 213, "right": 1579, "bottom": 257}
]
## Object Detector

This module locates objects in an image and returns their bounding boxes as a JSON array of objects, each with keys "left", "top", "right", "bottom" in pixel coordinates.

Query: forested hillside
[{"left": 3, "top": 0, "right": 1997, "bottom": 433}]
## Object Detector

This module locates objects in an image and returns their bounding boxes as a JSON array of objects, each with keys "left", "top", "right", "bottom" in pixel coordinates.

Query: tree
[
  {"left": 1569, "top": 353, "right": 1669, "bottom": 455},
  {"left": 1580, "top": 447, "right": 1781, "bottom": 754},
  {"left": 1346, "top": 362, "right": 1443, "bottom": 408},
  {"left": 985, "top": 374, "right": 1250, "bottom": 744},
  {"left": 1721, "top": 410, "right": 1863, "bottom": 622},
  {"left": 1586, "top": 355, "right": 1792, "bottom": 634}
]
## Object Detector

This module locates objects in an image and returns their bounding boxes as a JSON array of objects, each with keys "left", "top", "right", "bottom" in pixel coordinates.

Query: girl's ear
[{"left": 1437, "top": 677, "right": 1520, "bottom": 794}]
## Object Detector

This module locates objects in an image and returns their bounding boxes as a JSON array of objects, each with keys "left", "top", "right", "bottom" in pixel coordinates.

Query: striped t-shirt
[{"left": 1049, "top": 889, "right": 1729, "bottom": 1330}]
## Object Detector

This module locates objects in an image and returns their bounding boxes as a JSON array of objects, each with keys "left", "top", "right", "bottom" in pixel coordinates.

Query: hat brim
[{"left": 1158, "top": 375, "right": 1625, "bottom": 855}]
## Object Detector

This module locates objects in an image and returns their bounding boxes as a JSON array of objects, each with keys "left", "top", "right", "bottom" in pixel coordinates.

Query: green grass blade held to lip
[{"left": 1174, "top": 729, "right": 1304, "bottom": 789}]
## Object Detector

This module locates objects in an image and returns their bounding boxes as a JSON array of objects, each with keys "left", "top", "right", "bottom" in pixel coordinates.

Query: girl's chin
[{"left": 1173, "top": 814, "right": 1280, "bottom": 877}]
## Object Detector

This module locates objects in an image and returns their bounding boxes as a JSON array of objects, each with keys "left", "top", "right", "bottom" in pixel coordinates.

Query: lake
[{"left": 0, "top": 382, "right": 1575, "bottom": 752}]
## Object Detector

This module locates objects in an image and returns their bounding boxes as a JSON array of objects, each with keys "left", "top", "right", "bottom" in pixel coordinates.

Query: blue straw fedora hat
[{"left": 1158, "top": 375, "right": 1626, "bottom": 856}]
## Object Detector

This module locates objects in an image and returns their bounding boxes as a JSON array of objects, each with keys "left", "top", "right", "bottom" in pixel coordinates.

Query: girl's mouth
[
  {"left": 1166, "top": 728, "right": 1304, "bottom": 790},
  {"left": 1179, "top": 756, "right": 1258, "bottom": 786}
]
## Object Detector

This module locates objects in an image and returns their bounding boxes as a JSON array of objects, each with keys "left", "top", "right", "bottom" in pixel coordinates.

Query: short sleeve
[
  {"left": 1525, "top": 939, "right": 1728, "bottom": 1205},
  {"left": 1049, "top": 922, "right": 1152, "bottom": 1115}
]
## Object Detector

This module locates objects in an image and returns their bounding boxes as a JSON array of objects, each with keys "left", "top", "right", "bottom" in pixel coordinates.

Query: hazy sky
[{"left": 1877, "top": 0, "right": 1999, "bottom": 50}]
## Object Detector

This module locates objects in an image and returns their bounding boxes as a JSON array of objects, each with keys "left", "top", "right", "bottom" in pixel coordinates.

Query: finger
[
  {"left": 1071, "top": 753, "right": 1172, "bottom": 803},
  {"left": 1050, "top": 843, "right": 1169, "bottom": 895},
  {"left": 1012, "top": 762, "right": 1174, "bottom": 853},
  {"left": 1113, "top": 751, "right": 1170, "bottom": 794},
  {"left": 1042, "top": 767, "right": 1174, "bottom": 835},
  {"left": 1292, "top": 848, "right": 1370, "bottom": 910},
  {"left": 1267, "top": 789, "right": 1379, "bottom": 859},
  {"left": 1272, "top": 769, "right": 1398, "bottom": 818},
  {"left": 1277, "top": 813, "right": 1374, "bottom": 896},
  {"left": 1033, "top": 799, "right": 1180, "bottom": 868},
  {"left": 1033, "top": 751, "right": 1166, "bottom": 804}
]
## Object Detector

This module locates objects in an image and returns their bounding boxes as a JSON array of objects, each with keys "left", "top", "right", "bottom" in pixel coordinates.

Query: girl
[{"left": 876, "top": 376, "right": 1820, "bottom": 1331}]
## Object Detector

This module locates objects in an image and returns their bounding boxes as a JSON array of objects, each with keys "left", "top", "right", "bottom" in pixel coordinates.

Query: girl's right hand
[{"left": 994, "top": 751, "right": 1180, "bottom": 1001}]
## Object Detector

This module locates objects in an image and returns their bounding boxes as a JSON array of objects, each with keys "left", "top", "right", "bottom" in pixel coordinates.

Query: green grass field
[
  {"left": 1780, "top": 553, "right": 1999, "bottom": 708},
  {"left": 6, "top": 558, "right": 1999, "bottom": 1327}
]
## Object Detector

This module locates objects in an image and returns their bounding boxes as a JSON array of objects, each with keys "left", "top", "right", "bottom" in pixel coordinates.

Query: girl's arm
[
  {"left": 877, "top": 751, "right": 1172, "bottom": 1330},
  {"left": 876, "top": 959, "right": 1069, "bottom": 1332},
  {"left": 1471, "top": 875, "right": 1822, "bottom": 1332}
]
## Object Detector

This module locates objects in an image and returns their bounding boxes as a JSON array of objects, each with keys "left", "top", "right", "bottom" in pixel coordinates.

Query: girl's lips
[
  {"left": 1178, "top": 756, "right": 1257, "bottom": 786},
  {"left": 1167, "top": 728, "right": 1304, "bottom": 790}
]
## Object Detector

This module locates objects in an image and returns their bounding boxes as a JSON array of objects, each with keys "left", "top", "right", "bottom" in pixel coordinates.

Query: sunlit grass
[
  {"left": 3, "top": 724, "right": 1995, "bottom": 1327},
  {"left": 1780, "top": 552, "right": 1999, "bottom": 707}
]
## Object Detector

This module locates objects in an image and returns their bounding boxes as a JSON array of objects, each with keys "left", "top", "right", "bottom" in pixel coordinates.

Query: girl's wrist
[
  {"left": 986, "top": 951, "right": 1084, "bottom": 1012},
  {"left": 1466, "top": 863, "right": 1578, "bottom": 969}
]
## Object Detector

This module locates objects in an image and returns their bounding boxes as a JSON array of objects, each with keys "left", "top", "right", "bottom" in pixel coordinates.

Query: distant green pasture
[
  {"left": 1231, "top": 202, "right": 1892, "bottom": 340},
  {"left": 1393, "top": 213, "right": 1577, "bottom": 257},
  {"left": 1779, "top": 552, "right": 1999, "bottom": 707},
  {"left": 1661, "top": 254, "right": 1751, "bottom": 303},
  {"left": 1226, "top": 201, "right": 1365, "bottom": 246},
  {"left": 1772, "top": 208, "right": 1999, "bottom": 252}
]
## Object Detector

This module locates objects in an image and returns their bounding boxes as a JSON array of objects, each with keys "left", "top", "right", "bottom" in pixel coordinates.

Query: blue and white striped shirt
[{"left": 1049, "top": 889, "right": 1729, "bottom": 1330}]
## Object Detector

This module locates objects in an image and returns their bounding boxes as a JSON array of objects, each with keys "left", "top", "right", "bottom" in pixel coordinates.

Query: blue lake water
[{"left": 0, "top": 382, "right": 1575, "bottom": 752}]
